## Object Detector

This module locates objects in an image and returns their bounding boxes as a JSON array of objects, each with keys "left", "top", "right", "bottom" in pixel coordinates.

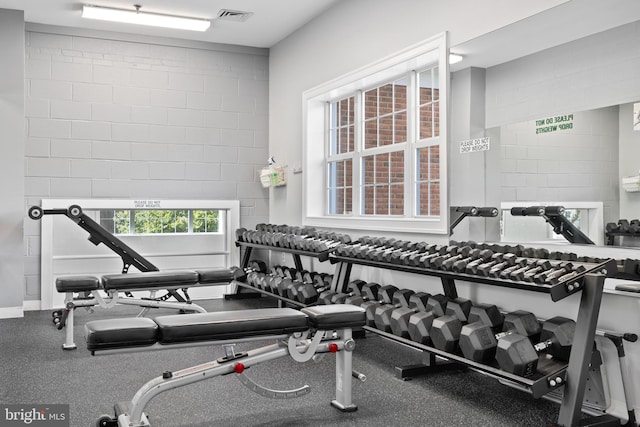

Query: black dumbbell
[
  {"left": 389, "top": 292, "right": 443, "bottom": 338},
  {"left": 294, "top": 274, "right": 335, "bottom": 304},
  {"left": 406, "top": 294, "right": 450, "bottom": 344},
  {"left": 337, "top": 237, "right": 388, "bottom": 257},
  {"left": 463, "top": 252, "right": 505, "bottom": 275},
  {"left": 459, "top": 309, "right": 540, "bottom": 363},
  {"left": 368, "top": 240, "right": 414, "bottom": 263},
  {"left": 486, "top": 257, "right": 527, "bottom": 278},
  {"left": 360, "top": 285, "right": 401, "bottom": 327},
  {"left": 605, "top": 222, "right": 619, "bottom": 234},
  {"left": 327, "top": 280, "right": 369, "bottom": 304},
  {"left": 618, "top": 219, "right": 630, "bottom": 233},
  {"left": 343, "top": 282, "right": 382, "bottom": 306},
  {"left": 353, "top": 238, "right": 398, "bottom": 259},
  {"left": 450, "top": 248, "right": 494, "bottom": 273},
  {"left": 496, "top": 316, "right": 575, "bottom": 377},
  {"left": 430, "top": 246, "right": 475, "bottom": 270},
  {"left": 395, "top": 242, "right": 434, "bottom": 265},
  {"left": 531, "top": 262, "right": 574, "bottom": 284},
  {"left": 430, "top": 297, "right": 474, "bottom": 352},
  {"left": 403, "top": 244, "right": 440, "bottom": 266},
  {"left": 286, "top": 271, "right": 327, "bottom": 301},
  {"left": 418, "top": 245, "right": 459, "bottom": 268},
  {"left": 231, "top": 260, "right": 268, "bottom": 281},
  {"left": 507, "top": 259, "right": 552, "bottom": 282},
  {"left": 372, "top": 288, "right": 417, "bottom": 332}
]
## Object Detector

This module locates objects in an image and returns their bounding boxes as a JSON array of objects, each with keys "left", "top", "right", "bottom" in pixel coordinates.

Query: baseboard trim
[
  {"left": 0, "top": 306, "right": 24, "bottom": 319},
  {"left": 23, "top": 300, "right": 42, "bottom": 312}
]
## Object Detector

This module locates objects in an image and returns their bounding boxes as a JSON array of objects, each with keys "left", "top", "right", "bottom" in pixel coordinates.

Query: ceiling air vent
[{"left": 217, "top": 9, "right": 253, "bottom": 22}]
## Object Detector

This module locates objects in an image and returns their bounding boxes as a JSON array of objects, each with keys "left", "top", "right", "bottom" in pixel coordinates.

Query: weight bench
[
  {"left": 85, "top": 304, "right": 366, "bottom": 427},
  {"left": 55, "top": 268, "right": 239, "bottom": 350}
]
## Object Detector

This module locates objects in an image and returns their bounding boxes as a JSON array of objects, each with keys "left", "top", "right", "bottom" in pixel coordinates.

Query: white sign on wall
[{"left": 460, "top": 137, "right": 490, "bottom": 153}]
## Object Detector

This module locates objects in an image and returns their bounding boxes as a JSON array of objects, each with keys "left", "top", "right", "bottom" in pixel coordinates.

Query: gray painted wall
[
  {"left": 268, "top": 0, "right": 569, "bottom": 229},
  {"left": 22, "top": 27, "right": 270, "bottom": 302},
  {"left": 0, "top": 9, "right": 25, "bottom": 317},
  {"left": 495, "top": 107, "right": 619, "bottom": 224},
  {"left": 618, "top": 103, "right": 640, "bottom": 219},
  {"left": 485, "top": 20, "right": 640, "bottom": 128}
]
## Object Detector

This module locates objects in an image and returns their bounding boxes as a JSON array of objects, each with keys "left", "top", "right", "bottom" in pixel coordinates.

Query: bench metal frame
[
  {"left": 58, "top": 288, "right": 207, "bottom": 350},
  {"left": 94, "top": 327, "right": 358, "bottom": 427}
]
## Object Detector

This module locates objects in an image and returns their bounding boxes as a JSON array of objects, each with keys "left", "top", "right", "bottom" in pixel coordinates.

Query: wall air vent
[{"left": 217, "top": 9, "right": 253, "bottom": 22}]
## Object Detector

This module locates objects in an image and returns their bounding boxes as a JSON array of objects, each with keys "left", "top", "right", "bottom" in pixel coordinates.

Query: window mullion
[
  {"left": 353, "top": 90, "right": 363, "bottom": 216},
  {"left": 406, "top": 70, "right": 417, "bottom": 217}
]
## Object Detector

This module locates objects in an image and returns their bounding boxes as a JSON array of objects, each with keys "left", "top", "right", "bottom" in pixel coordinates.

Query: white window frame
[{"left": 302, "top": 32, "right": 449, "bottom": 234}]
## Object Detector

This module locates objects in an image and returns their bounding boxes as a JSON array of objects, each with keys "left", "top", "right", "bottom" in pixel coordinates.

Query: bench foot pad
[{"left": 331, "top": 400, "right": 358, "bottom": 412}]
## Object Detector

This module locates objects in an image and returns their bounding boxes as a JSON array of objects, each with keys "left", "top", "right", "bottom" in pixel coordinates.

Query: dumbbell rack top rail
[
  {"left": 368, "top": 326, "right": 567, "bottom": 399},
  {"left": 233, "top": 280, "right": 306, "bottom": 308},
  {"left": 236, "top": 241, "right": 334, "bottom": 262},
  {"left": 329, "top": 254, "right": 617, "bottom": 302}
]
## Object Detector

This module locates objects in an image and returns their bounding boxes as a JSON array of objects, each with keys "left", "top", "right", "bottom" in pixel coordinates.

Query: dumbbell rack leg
[
  {"left": 225, "top": 246, "right": 263, "bottom": 300},
  {"left": 394, "top": 351, "right": 467, "bottom": 380},
  {"left": 391, "top": 277, "right": 462, "bottom": 380},
  {"left": 557, "top": 273, "right": 605, "bottom": 427},
  {"left": 332, "top": 261, "right": 352, "bottom": 293}
]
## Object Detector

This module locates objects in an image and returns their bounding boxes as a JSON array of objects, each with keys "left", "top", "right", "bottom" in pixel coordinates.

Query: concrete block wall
[
  {"left": 485, "top": 20, "right": 640, "bottom": 129},
  {"left": 23, "top": 27, "right": 270, "bottom": 301},
  {"left": 497, "top": 107, "right": 620, "bottom": 224}
]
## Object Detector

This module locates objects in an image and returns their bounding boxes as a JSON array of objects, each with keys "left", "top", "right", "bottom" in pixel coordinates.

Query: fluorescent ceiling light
[
  {"left": 82, "top": 4, "right": 211, "bottom": 32},
  {"left": 449, "top": 53, "right": 463, "bottom": 64}
]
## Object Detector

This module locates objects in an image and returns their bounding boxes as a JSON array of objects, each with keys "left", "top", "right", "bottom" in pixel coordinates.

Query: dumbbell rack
[
  {"left": 231, "top": 241, "right": 338, "bottom": 303},
  {"left": 328, "top": 253, "right": 617, "bottom": 427},
  {"left": 232, "top": 237, "right": 617, "bottom": 426}
]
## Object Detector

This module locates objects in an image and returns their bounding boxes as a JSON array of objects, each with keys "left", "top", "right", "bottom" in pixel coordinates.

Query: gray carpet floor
[{"left": 0, "top": 296, "right": 566, "bottom": 427}]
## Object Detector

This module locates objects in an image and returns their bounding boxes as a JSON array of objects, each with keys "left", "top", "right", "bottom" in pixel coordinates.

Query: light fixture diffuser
[
  {"left": 449, "top": 53, "right": 463, "bottom": 64},
  {"left": 82, "top": 5, "right": 211, "bottom": 32}
]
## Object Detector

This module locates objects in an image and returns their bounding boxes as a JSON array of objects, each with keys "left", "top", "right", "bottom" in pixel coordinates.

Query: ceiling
[
  {"left": 0, "top": 0, "right": 339, "bottom": 48},
  {"left": 450, "top": 0, "right": 640, "bottom": 72},
  {"left": 0, "top": 0, "right": 639, "bottom": 66}
]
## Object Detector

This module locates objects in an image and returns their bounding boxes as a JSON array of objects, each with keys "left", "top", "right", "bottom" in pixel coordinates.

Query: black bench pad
[
  {"left": 301, "top": 305, "right": 366, "bottom": 330},
  {"left": 85, "top": 318, "right": 158, "bottom": 351},
  {"left": 195, "top": 268, "right": 235, "bottom": 284},
  {"left": 101, "top": 270, "right": 199, "bottom": 291},
  {"left": 156, "top": 308, "right": 309, "bottom": 344},
  {"left": 56, "top": 275, "right": 101, "bottom": 292},
  {"left": 84, "top": 305, "right": 365, "bottom": 352}
]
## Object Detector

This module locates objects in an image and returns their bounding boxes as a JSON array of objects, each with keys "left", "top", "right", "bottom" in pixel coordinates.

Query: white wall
[
  {"left": 0, "top": 9, "right": 25, "bottom": 318},
  {"left": 269, "top": 2, "right": 640, "bottom": 418},
  {"left": 618, "top": 102, "right": 640, "bottom": 219},
  {"left": 269, "top": 0, "right": 570, "bottom": 229},
  {"left": 485, "top": 20, "right": 640, "bottom": 128},
  {"left": 23, "top": 26, "right": 270, "bottom": 302},
  {"left": 496, "top": 107, "right": 619, "bottom": 225}
]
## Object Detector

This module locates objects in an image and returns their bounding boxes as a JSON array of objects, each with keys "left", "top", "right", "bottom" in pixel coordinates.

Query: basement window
[{"left": 99, "top": 209, "right": 220, "bottom": 235}]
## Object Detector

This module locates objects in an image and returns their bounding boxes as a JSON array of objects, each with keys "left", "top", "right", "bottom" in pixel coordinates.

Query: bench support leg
[
  {"left": 62, "top": 303, "right": 76, "bottom": 350},
  {"left": 121, "top": 344, "right": 287, "bottom": 426},
  {"left": 110, "top": 331, "right": 358, "bottom": 426},
  {"left": 331, "top": 328, "right": 357, "bottom": 412}
]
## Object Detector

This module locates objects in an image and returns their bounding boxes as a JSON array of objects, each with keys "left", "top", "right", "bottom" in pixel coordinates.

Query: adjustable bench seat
[
  {"left": 86, "top": 304, "right": 366, "bottom": 425},
  {"left": 56, "top": 275, "right": 101, "bottom": 293},
  {"left": 101, "top": 270, "right": 199, "bottom": 291},
  {"left": 85, "top": 305, "right": 366, "bottom": 352},
  {"left": 53, "top": 268, "right": 241, "bottom": 351},
  {"left": 55, "top": 268, "right": 237, "bottom": 293}
]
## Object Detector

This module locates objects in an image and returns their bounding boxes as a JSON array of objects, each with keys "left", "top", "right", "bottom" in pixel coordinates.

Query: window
[
  {"left": 305, "top": 33, "right": 448, "bottom": 233},
  {"left": 99, "top": 209, "right": 220, "bottom": 235}
]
